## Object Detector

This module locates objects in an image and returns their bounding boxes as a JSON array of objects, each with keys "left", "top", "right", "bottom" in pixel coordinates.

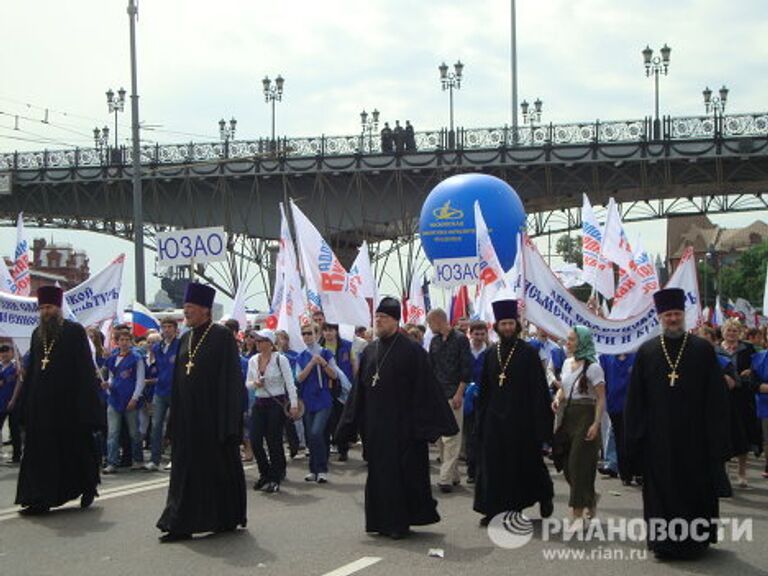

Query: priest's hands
[{"left": 585, "top": 422, "right": 599, "bottom": 442}]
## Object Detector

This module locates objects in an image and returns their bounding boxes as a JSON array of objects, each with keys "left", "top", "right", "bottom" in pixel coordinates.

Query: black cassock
[
  {"left": 625, "top": 334, "right": 729, "bottom": 558},
  {"left": 157, "top": 322, "right": 246, "bottom": 534},
  {"left": 16, "top": 320, "right": 103, "bottom": 508},
  {"left": 473, "top": 338, "right": 554, "bottom": 517},
  {"left": 336, "top": 332, "right": 458, "bottom": 535}
]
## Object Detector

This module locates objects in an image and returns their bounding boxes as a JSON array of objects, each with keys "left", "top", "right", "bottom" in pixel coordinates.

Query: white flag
[
  {"left": 610, "top": 237, "right": 658, "bottom": 320},
  {"left": 406, "top": 274, "right": 427, "bottom": 325},
  {"left": 474, "top": 201, "right": 508, "bottom": 322},
  {"left": 290, "top": 201, "right": 370, "bottom": 327},
  {"left": 712, "top": 295, "right": 724, "bottom": 327},
  {"left": 230, "top": 279, "right": 248, "bottom": 331},
  {"left": 12, "top": 213, "right": 31, "bottom": 296},
  {"left": 0, "top": 257, "right": 16, "bottom": 294},
  {"left": 350, "top": 241, "right": 378, "bottom": 326},
  {"left": 273, "top": 204, "right": 308, "bottom": 351},
  {"left": 581, "top": 194, "right": 614, "bottom": 299},
  {"left": 601, "top": 199, "right": 634, "bottom": 271}
]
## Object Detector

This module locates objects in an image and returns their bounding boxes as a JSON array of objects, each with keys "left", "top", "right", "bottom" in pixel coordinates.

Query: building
[
  {"left": 3, "top": 238, "right": 90, "bottom": 292},
  {"left": 667, "top": 215, "right": 768, "bottom": 272}
]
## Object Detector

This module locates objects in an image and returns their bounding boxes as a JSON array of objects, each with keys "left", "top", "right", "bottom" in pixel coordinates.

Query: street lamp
[
  {"left": 439, "top": 60, "right": 463, "bottom": 148},
  {"left": 262, "top": 74, "right": 285, "bottom": 145},
  {"left": 642, "top": 43, "right": 671, "bottom": 139},
  {"left": 520, "top": 98, "right": 543, "bottom": 144},
  {"left": 219, "top": 117, "right": 237, "bottom": 142},
  {"left": 703, "top": 85, "right": 728, "bottom": 138},
  {"left": 105, "top": 87, "right": 126, "bottom": 151},
  {"left": 93, "top": 125, "right": 110, "bottom": 163},
  {"left": 360, "top": 108, "right": 379, "bottom": 153}
]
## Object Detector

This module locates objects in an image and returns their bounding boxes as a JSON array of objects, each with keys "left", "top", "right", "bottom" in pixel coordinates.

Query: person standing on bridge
[
  {"left": 15, "top": 286, "right": 103, "bottom": 516},
  {"left": 624, "top": 288, "right": 730, "bottom": 560},
  {"left": 156, "top": 283, "right": 247, "bottom": 542},
  {"left": 336, "top": 297, "right": 458, "bottom": 539}
]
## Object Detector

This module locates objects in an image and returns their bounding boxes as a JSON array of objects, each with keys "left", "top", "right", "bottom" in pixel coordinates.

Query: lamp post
[
  {"left": 703, "top": 85, "right": 728, "bottom": 137},
  {"left": 360, "top": 109, "right": 379, "bottom": 153},
  {"left": 105, "top": 87, "right": 126, "bottom": 159},
  {"left": 219, "top": 117, "right": 237, "bottom": 156},
  {"left": 439, "top": 60, "right": 464, "bottom": 148},
  {"left": 520, "top": 98, "right": 543, "bottom": 144},
  {"left": 93, "top": 125, "right": 110, "bottom": 162},
  {"left": 262, "top": 75, "right": 285, "bottom": 147},
  {"left": 642, "top": 43, "right": 671, "bottom": 139}
]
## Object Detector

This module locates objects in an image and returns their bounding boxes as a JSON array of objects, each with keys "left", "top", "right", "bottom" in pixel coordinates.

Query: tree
[
  {"left": 555, "top": 234, "right": 583, "bottom": 268},
  {"left": 718, "top": 240, "right": 768, "bottom": 308}
]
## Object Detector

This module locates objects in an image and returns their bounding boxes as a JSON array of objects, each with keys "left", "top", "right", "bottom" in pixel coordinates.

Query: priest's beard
[
  {"left": 39, "top": 314, "right": 64, "bottom": 342},
  {"left": 663, "top": 327, "right": 686, "bottom": 339},
  {"left": 498, "top": 333, "right": 518, "bottom": 346}
]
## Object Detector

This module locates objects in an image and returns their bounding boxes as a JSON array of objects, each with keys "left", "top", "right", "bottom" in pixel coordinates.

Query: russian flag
[{"left": 132, "top": 302, "right": 160, "bottom": 337}]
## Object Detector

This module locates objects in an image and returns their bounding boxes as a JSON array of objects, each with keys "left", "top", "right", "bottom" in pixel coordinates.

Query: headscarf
[{"left": 573, "top": 325, "right": 597, "bottom": 363}]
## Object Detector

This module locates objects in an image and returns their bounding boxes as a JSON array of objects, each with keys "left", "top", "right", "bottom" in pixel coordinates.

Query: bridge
[{"left": 1, "top": 112, "right": 767, "bottom": 295}]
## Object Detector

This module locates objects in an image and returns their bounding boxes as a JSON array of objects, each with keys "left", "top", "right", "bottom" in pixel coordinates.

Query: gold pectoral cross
[
  {"left": 185, "top": 360, "right": 195, "bottom": 376},
  {"left": 371, "top": 372, "right": 380, "bottom": 387},
  {"left": 498, "top": 372, "right": 507, "bottom": 387},
  {"left": 41, "top": 357, "right": 50, "bottom": 371},
  {"left": 668, "top": 370, "right": 679, "bottom": 387}
]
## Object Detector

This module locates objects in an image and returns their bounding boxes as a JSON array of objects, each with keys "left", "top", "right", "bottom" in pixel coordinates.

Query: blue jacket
[
  {"left": 0, "top": 362, "right": 17, "bottom": 413},
  {"left": 752, "top": 350, "right": 768, "bottom": 419},
  {"left": 152, "top": 338, "right": 180, "bottom": 399},
  {"left": 297, "top": 347, "right": 335, "bottom": 413},
  {"left": 599, "top": 353, "right": 636, "bottom": 415},
  {"left": 105, "top": 351, "right": 143, "bottom": 413}
]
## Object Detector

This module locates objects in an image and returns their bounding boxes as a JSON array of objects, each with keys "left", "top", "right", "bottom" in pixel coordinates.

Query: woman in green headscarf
[{"left": 552, "top": 325, "right": 606, "bottom": 524}]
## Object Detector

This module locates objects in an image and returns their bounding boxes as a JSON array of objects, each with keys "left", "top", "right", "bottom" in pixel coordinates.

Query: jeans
[
  {"left": 0, "top": 410, "right": 22, "bottom": 461},
  {"left": 604, "top": 422, "right": 618, "bottom": 473},
  {"left": 304, "top": 407, "right": 332, "bottom": 474},
  {"left": 251, "top": 400, "right": 287, "bottom": 482},
  {"left": 107, "top": 405, "right": 142, "bottom": 467},
  {"left": 150, "top": 395, "right": 171, "bottom": 465}
]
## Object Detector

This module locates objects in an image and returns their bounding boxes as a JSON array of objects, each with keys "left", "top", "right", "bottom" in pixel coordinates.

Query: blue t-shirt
[
  {"left": 105, "top": 351, "right": 143, "bottom": 413},
  {"left": 599, "top": 353, "right": 636, "bottom": 415},
  {"left": 297, "top": 347, "right": 335, "bottom": 413},
  {"left": 751, "top": 350, "right": 768, "bottom": 419},
  {"left": 0, "top": 362, "right": 17, "bottom": 413}
]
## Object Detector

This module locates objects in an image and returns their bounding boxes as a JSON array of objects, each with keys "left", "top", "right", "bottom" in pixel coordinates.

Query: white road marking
[
  {"left": 0, "top": 464, "right": 255, "bottom": 523},
  {"left": 321, "top": 557, "right": 382, "bottom": 576}
]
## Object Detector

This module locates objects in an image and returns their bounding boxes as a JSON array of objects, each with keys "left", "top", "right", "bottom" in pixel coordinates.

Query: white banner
[
  {"left": 581, "top": 194, "right": 614, "bottom": 299},
  {"left": 275, "top": 204, "right": 308, "bottom": 352},
  {"left": 12, "top": 213, "right": 31, "bottom": 296},
  {"left": 64, "top": 254, "right": 125, "bottom": 327},
  {"left": 522, "top": 236, "right": 700, "bottom": 355},
  {"left": 156, "top": 226, "right": 228, "bottom": 266},
  {"left": 432, "top": 256, "right": 480, "bottom": 288}
]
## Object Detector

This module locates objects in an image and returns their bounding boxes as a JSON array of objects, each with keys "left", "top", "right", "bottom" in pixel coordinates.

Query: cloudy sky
[{"left": 1, "top": 0, "right": 766, "bottom": 309}]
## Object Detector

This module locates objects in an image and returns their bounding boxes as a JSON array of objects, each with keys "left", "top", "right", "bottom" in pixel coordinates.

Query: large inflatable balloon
[{"left": 419, "top": 173, "right": 525, "bottom": 273}]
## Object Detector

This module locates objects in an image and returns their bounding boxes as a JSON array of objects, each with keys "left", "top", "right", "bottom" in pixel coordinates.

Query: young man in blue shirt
[
  {"left": 145, "top": 319, "right": 179, "bottom": 471},
  {"left": 0, "top": 344, "right": 21, "bottom": 464}
]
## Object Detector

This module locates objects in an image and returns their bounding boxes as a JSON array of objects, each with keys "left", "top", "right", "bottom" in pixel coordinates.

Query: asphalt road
[{"left": 0, "top": 446, "right": 766, "bottom": 576}]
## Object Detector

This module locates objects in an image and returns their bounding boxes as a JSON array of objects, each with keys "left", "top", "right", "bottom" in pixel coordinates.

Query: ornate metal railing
[{"left": 2, "top": 113, "right": 767, "bottom": 171}]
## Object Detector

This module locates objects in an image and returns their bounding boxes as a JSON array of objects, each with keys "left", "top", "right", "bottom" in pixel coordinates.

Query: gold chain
[
  {"left": 495, "top": 338, "right": 519, "bottom": 386},
  {"left": 659, "top": 331, "right": 688, "bottom": 387},
  {"left": 41, "top": 335, "right": 56, "bottom": 371},
  {"left": 185, "top": 321, "right": 214, "bottom": 376}
]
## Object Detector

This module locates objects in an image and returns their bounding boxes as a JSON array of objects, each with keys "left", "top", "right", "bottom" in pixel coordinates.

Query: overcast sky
[{"left": 1, "top": 0, "right": 766, "bottom": 309}]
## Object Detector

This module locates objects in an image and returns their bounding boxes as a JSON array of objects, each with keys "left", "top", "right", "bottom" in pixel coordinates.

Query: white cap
[{"left": 254, "top": 329, "right": 276, "bottom": 344}]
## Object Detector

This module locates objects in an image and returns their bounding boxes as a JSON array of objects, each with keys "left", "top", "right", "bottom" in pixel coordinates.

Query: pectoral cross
[
  {"left": 372, "top": 372, "right": 380, "bottom": 387},
  {"left": 668, "top": 370, "right": 679, "bottom": 387},
  {"left": 185, "top": 359, "right": 195, "bottom": 376},
  {"left": 498, "top": 372, "right": 507, "bottom": 387},
  {"left": 41, "top": 357, "right": 50, "bottom": 371}
]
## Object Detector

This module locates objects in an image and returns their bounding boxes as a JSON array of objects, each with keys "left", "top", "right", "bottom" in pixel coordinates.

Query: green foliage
[
  {"left": 717, "top": 240, "right": 768, "bottom": 308},
  {"left": 555, "top": 234, "right": 583, "bottom": 267}
]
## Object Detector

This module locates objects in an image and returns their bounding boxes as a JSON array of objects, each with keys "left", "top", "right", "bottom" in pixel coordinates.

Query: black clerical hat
[
  {"left": 376, "top": 297, "right": 401, "bottom": 321},
  {"left": 184, "top": 282, "right": 216, "bottom": 309},
  {"left": 37, "top": 285, "right": 63, "bottom": 308},
  {"left": 492, "top": 299, "right": 518, "bottom": 321},
  {"left": 653, "top": 288, "right": 685, "bottom": 314}
]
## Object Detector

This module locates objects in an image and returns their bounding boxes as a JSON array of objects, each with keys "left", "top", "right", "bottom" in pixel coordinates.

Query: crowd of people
[{"left": 1, "top": 283, "right": 767, "bottom": 559}]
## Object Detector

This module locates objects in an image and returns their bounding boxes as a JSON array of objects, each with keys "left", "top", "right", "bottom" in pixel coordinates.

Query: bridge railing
[{"left": 2, "top": 113, "right": 767, "bottom": 171}]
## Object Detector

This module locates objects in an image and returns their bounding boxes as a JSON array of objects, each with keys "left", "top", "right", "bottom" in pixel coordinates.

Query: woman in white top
[
  {"left": 552, "top": 326, "right": 606, "bottom": 521},
  {"left": 246, "top": 329, "right": 299, "bottom": 494}
]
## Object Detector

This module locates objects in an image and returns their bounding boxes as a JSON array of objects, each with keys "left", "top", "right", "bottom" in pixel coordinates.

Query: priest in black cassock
[
  {"left": 156, "top": 283, "right": 247, "bottom": 542},
  {"left": 15, "top": 285, "right": 103, "bottom": 515},
  {"left": 625, "top": 288, "right": 729, "bottom": 560},
  {"left": 336, "top": 297, "right": 458, "bottom": 539},
  {"left": 473, "top": 298, "right": 554, "bottom": 526}
]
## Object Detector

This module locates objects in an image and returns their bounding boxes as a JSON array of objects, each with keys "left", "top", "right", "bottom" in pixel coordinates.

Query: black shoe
[
  {"left": 634, "top": 476, "right": 644, "bottom": 486},
  {"left": 479, "top": 515, "right": 492, "bottom": 527},
  {"left": 337, "top": 453, "right": 348, "bottom": 462},
  {"left": 19, "top": 505, "right": 50, "bottom": 516},
  {"left": 452, "top": 479, "right": 461, "bottom": 487},
  {"left": 388, "top": 529, "right": 412, "bottom": 540},
  {"left": 438, "top": 484, "right": 453, "bottom": 494},
  {"left": 253, "top": 476, "right": 269, "bottom": 491},
  {"left": 540, "top": 498, "right": 554, "bottom": 519},
  {"left": 621, "top": 479, "right": 634, "bottom": 487},
  {"left": 598, "top": 467, "right": 618, "bottom": 478},
  {"left": 467, "top": 476, "right": 475, "bottom": 485},
  {"left": 159, "top": 532, "right": 192, "bottom": 543},
  {"left": 80, "top": 492, "right": 96, "bottom": 509}
]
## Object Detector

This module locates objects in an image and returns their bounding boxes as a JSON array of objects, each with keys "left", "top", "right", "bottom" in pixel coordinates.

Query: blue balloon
[{"left": 419, "top": 174, "right": 525, "bottom": 271}]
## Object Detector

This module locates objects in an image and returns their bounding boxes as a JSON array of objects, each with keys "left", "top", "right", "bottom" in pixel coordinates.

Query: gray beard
[{"left": 663, "top": 328, "right": 685, "bottom": 339}]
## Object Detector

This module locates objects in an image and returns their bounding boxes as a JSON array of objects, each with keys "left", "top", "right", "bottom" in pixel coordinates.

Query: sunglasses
[{"left": 301, "top": 331, "right": 315, "bottom": 336}]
